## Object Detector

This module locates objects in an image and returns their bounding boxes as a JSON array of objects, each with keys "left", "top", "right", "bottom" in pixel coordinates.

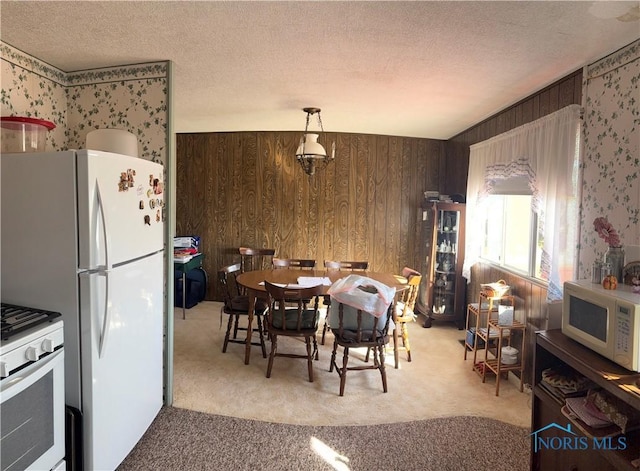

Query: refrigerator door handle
[
  {"left": 96, "top": 180, "right": 112, "bottom": 270},
  {"left": 98, "top": 269, "right": 111, "bottom": 359}
]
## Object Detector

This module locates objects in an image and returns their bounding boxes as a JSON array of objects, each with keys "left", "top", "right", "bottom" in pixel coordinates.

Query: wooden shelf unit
[
  {"left": 464, "top": 292, "right": 524, "bottom": 396},
  {"left": 464, "top": 293, "right": 514, "bottom": 363},
  {"left": 481, "top": 317, "right": 525, "bottom": 396}
]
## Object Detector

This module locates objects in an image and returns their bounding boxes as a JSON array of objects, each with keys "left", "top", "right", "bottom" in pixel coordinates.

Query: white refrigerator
[{"left": 1, "top": 149, "right": 165, "bottom": 470}]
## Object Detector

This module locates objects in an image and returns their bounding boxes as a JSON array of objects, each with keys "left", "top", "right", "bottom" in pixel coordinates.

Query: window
[{"left": 481, "top": 194, "right": 541, "bottom": 278}]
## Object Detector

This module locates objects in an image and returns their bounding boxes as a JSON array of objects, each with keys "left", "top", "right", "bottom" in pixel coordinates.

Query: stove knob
[
  {"left": 42, "top": 338, "right": 55, "bottom": 353},
  {"left": 0, "top": 362, "right": 7, "bottom": 378},
  {"left": 26, "top": 346, "right": 38, "bottom": 362}
]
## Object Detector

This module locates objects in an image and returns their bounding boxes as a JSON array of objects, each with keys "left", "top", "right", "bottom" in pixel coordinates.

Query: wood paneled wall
[
  {"left": 176, "top": 132, "right": 445, "bottom": 300},
  {"left": 451, "top": 68, "right": 583, "bottom": 386}
]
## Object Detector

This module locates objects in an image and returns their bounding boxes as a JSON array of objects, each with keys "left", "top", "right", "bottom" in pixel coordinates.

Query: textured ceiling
[{"left": 1, "top": 1, "right": 639, "bottom": 139}]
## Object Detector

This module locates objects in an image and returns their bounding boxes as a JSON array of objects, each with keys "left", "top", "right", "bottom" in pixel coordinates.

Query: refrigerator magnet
[
  {"left": 119, "top": 170, "right": 135, "bottom": 192},
  {"left": 144, "top": 215, "right": 151, "bottom": 225},
  {"left": 118, "top": 172, "right": 127, "bottom": 192},
  {"left": 153, "top": 178, "right": 163, "bottom": 195},
  {"left": 139, "top": 200, "right": 144, "bottom": 210}
]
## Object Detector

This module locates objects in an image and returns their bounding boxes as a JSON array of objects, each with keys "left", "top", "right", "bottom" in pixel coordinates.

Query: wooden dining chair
[
  {"left": 393, "top": 272, "right": 422, "bottom": 363},
  {"left": 394, "top": 266, "right": 421, "bottom": 285},
  {"left": 329, "top": 300, "right": 393, "bottom": 396},
  {"left": 263, "top": 281, "right": 324, "bottom": 382},
  {"left": 272, "top": 258, "right": 316, "bottom": 269},
  {"left": 320, "top": 260, "right": 369, "bottom": 345},
  {"left": 272, "top": 258, "right": 317, "bottom": 307},
  {"left": 238, "top": 247, "right": 275, "bottom": 273},
  {"left": 218, "top": 263, "right": 268, "bottom": 358},
  {"left": 373, "top": 271, "right": 422, "bottom": 368},
  {"left": 324, "top": 260, "right": 369, "bottom": 271}
]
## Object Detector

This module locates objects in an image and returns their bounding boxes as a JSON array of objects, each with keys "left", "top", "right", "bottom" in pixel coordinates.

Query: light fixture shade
[
  {"left": 295, "top": 107, "right": 335, "bottom": 177},
  {"left": 296, "top": 133, "right": 326, "bottom": 158}
]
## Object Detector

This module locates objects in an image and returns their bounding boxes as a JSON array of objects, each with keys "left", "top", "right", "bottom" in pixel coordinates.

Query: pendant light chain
[{"left": 316, "top": 111, "right": 325, "bottom": 133}]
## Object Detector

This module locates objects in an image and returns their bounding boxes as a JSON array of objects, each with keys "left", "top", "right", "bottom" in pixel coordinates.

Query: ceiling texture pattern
[{"left": 1, "top": 1, "right": 639, "bottom": 139}]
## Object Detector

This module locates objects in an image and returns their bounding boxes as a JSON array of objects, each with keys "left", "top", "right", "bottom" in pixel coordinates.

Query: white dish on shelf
[{"left": 501, "top": 346, "right": 519, "bottom": 364}]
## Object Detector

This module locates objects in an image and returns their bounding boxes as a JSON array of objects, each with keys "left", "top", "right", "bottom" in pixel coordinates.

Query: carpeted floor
[
  {"left": 171, "top": 302, "right": 532, "bottom": 428},
  {"left": 118, "top": 407, "right": 531, "bottom": 471},
  {"left": 117, "top": 301, "right": 533, "bottom": 470}
]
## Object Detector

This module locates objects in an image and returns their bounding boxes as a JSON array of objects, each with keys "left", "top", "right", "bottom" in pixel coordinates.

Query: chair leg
[
  {"left": 321, "top": 321, "right": 328, "bottom": 345},
  {"left": 378, "top": 344, "right": 388, "bottom": 393},
  {"left": 266, "top": 334, "right": 277, "bottom": 378},
  {"left": 393, "top": 324, "right": 399, "bottom": 369},
  {"left": 222, "top": 314, "right": 234, "bottom": 353},
  {"left": 257, "top": 315, "right": 267, "bottom": 359},
  {"left": 340, "top": 347, "right": 349, "bottom": 396},
  {"left": 329, "top": 339, "right": 338, "bottom": 372},
  {"left": 306, "top": 337, "right": 314, "bottom": 382},
  {"left": 364, "top": 347, "right": 371, "bottom": 362},
  {"left": 262, "top": 312, "right": 269, "bottom": 337},
  {"left": 232, "top": 314, "right": 240, "bottom": 339},
  {"left": 313, "top": 335, "right": 319, "bottom": 361},
  {"left": 401, "top": 323, "right": 412, "bottom": 362},
  {"left": 321, "top": 300, "right": 330, "bottom": 345}
]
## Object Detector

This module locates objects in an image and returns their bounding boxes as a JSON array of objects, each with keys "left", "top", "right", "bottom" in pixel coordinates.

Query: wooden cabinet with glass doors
[{"left": 422, "top": 202, "right": 466, "bottom": 329}]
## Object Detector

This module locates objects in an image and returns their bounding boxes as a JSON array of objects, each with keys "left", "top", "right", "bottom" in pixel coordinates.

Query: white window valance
[{"left": 482, "top": 157, "right": 536, "bottom": 198}]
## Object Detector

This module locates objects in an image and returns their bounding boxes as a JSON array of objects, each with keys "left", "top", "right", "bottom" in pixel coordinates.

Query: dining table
[{"left": 236, "top": 268, "right": 407, "bottom": 365}]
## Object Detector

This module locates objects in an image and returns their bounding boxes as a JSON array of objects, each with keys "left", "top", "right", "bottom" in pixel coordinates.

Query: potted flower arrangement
[{"left": 593, "top": 217, "right": 625, "bottom": 285}]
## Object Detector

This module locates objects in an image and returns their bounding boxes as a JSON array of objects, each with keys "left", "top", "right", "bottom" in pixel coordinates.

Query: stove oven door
[{"left": 0, "top": 348, "right": 65, "bottom": 471}]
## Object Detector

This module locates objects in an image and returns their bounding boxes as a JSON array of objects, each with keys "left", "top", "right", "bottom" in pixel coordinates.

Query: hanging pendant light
[{"left": 295, "top": 107, "right": 336, "bottom": 176}]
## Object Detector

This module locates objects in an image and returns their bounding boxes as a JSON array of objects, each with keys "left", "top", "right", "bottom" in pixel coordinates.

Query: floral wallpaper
[
  {"left": 0, "top": 43, "right": 68, "bottom": 151},
  {"left": 579, "top": 39, "right": 640, "bottom": 280},
  {"left": 0, "top": 41, "right": 169, "bottom": 166}
]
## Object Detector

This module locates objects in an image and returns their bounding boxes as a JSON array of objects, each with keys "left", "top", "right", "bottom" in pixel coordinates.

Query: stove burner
[{"left": 1, "top": 303, "right": 62, "bottom": 341}]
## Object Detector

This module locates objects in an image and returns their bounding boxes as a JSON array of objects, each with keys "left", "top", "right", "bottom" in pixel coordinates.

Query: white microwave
[{"left": 562, "top": 279, "right": 640, "bottom": 372}]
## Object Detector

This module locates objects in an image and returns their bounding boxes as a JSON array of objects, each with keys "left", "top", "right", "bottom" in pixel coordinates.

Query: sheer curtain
[{"left": 463, "top": 104, "right": 582, "bottom": 301}]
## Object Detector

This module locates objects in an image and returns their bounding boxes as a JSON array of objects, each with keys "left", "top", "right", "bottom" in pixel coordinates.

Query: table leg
[
  {"left": 182, "top": 272, "right": 186, "bottom": 320},
  {"left": 245, "top": 291, "right": 256, "bottom": 365}
]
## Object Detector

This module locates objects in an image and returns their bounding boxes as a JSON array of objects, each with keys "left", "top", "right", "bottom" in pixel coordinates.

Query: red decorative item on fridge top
[{"left": 1, "top": 116, "right": 56, "bottom": 153}]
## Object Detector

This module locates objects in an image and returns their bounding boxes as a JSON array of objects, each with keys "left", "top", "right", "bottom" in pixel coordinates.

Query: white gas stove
[
  {"left": 0, "top": 303, "right": 66, "bottom": 471},
  {"left": 1, "top": 303, "right": 64, "bottom": 377}
]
